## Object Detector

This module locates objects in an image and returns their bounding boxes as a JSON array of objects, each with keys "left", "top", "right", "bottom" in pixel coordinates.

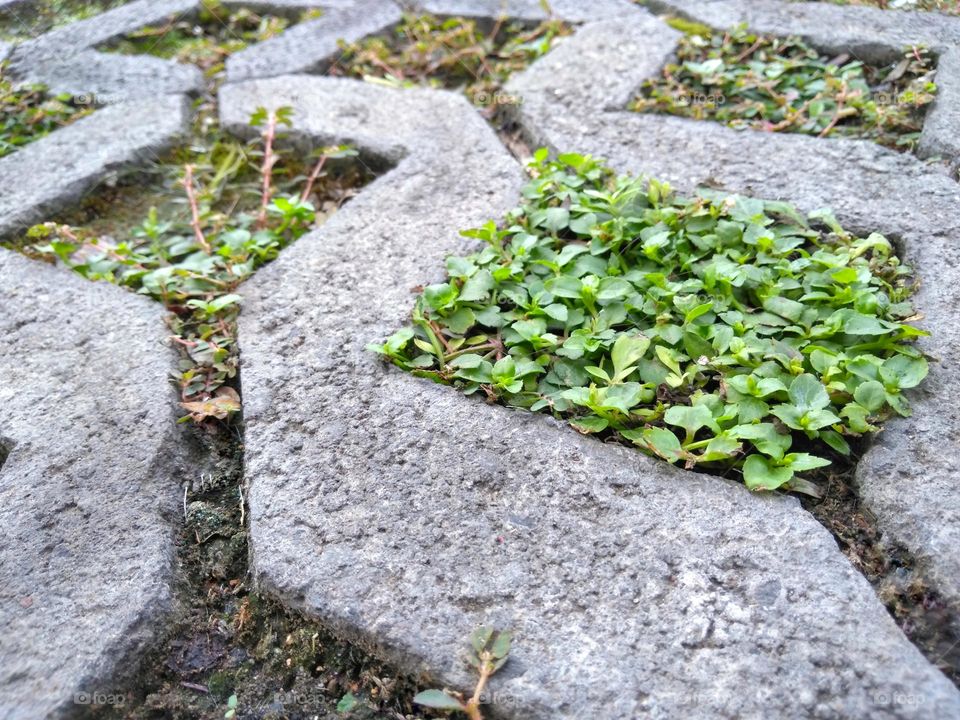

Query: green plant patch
[
  {"left": 796, "top": 0, "right": 959, "bottom": 15},
  {"left": 0, "top": 63, "right": 91, "bottom": 157},
  {"left": 329, "top": 13, "right": 571, "bottom": 108},
  {"left": 0, "top": 0, "right": 129, "bottom": 40},
  {"left": 5, "top": 107, "right": 371, "bottom": 422},
  {"left": 101, "top": 0, "right": 320, "bottom": 74},
  {"left": 631, "top": 24, "right": 937, "bottom": 151},
  {"left": 371, "top": 151, "right": 930, "bottom": 495}
]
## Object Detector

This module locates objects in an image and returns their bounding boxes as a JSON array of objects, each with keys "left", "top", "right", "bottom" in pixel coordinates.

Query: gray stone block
[
  {"left": 7, "top": 0, "right": 202, "bottom": 100},
  {"left": 918, "top": 46, "right": 960, "bottom": 162},
  {"left": 15, "top": 49, "right": 204, "bottom": 102},
  {"left": 0, "top": 93, "right": 190, "bottom": 239},
  {"left": 10, "top": 0, "right": 194, "bottom": 61},
  {"left": 508, "top": 8, "right": 960, "bottom": 620},
  {"left": 226, "top": 0, "right": 401, "bottom": 83},
  {"left": 223, "top": 74, "right": 960, "bottom": 719},
  {"left": 645, "top": 0, "right": 960, "bottom": 61},
  {"left": 0, "top": 249, "right": 183, "bottom": 718},
  {"left": 410, "top": 0, "right": 639, "bottom": 22}
]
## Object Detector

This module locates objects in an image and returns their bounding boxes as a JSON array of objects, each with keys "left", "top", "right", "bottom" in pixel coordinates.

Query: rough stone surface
[
  {"left": 646, "top": 0, "right": 960, "bottom": 59},
  {"left": 19, "top": 48, "right": 204, "bottom": 101},
  {"left": 7, "top": 0, "right": 202, "bottom": 97},
  {"left": 226, "top": 0, "right": 400, "bottom": 83},
  {"left": 410, "top": 0, "right": 639, "bottom": 21},
  {"left": 508, "top": 4, "right": 960, "bottom": 619},
  {"left": 918, "top": 46, "right": 960, "bottom": 163},
  {"left": 10, "top": 0, "right": 193, "bottom": 60},
  {"left": 0, "top": 93, "right": 189, "bottom": 239},
  {"left": 225, "top": 74, "right": 960, "bottom": 719},
  {"left": 0, "top": 249, "right": 183, "bottom": 719}
]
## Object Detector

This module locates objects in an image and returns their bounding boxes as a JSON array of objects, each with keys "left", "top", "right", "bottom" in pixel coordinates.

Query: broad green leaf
[
  {"left": 743, "top": 455, "right": 793, "bottom": 491},
  {"left": 611, "top": 333, "right": 650, "bottom": 378},
  {"left": 664, "top": 404, "right": 719, "bottom": 438},
  {"left": 413, "top": 690, "right": 465, "bottom": 711},
  {"left": 788, "top": 374, "right": 830, "bottom": 411},
  {"left": 782, "top": 453, "right": 831, "bottom": 472},
  {"left": 640, "top": 427, "right": 684, "bottom": 462},
  {"left": 544, "top": 207, "right": 570, "bottom": 232},
  {"left": 853, "top": 381, "right": 886, "bottom": 412},
  {"left": 570, "top": 415, "right": 608, "bottom": 433},
  {"left": 459, "top": 269, "right": 494, "bottom": 302},
  {"left": 879, "top": 355, "right": 928, "bottom": 390},
  {"left": 423, "top": 283, "right": 458, "bottom": 311}
]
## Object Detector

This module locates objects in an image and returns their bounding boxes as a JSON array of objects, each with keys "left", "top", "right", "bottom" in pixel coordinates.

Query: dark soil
[
  {"left": 91, "top": 423, "right": 431, "bottom": 720},
  {"left": 803, "top": 461, "right": 960, "bottom": 685}
]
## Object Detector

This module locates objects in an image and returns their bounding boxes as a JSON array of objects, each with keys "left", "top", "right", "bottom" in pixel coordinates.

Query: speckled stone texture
[
  {"left": 4, "top": 0, "right": 960, "bottom": 716},
  {"left": 5, "top": 0, "right": 202, "bottom": 100},
  {"left": 0, "top": 93, "right": 190, "bottom": 239},
  {"left": 0, "top": 249, "right": 183, "bottom": 719},
  {"left": 224, "top": 73, "right": 960, "bottom": 719},
  {"left": 409, "top": 0, "right": 639, "bottom": 21},
  {"left": 226, "top": 0, "right": 400, "bottom": 82},
  {"left": 508, "top": 2, "right": 960, "bottom": 627},
  {"left": 918, "top": 46, "right": 960, "bottom": 163},
  {"left": 646, "top": 0, "right": 960, "bottom": 58}
]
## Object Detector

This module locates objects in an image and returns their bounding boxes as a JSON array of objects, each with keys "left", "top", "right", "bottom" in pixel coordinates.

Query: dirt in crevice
[
  {"left": 91, "top": 421, "right": 429, "bottom": 720},
  {"left": 802, "top": 461, "right": 960, "bottom": 686}
]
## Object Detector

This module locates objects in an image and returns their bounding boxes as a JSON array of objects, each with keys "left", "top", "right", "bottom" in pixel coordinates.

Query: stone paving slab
[
  {"left": 9, "top": 0, "right": 194, "bottom": 58},
  {"left": 22, "top": 48, "right": 204, "bottom": 102},
  {"left": 644, "top": 0, "right": 960, "bottom": 164},
  {"left": 646, "top": 0, "right": 960, "bottom": 58},
  {"left": 6, "top": 0, "right": 201, "bottom": 100},
  {"left": 223, "top": 74, "right": 960, "bottom": 719},
  {"left": 409, "top": 0, "right": 639, "bottom": 22},
  {"left": 226, "top": 0, "right": 400, "bottom": 83},
  {"left": 918, "top": 46, "right": 960, "bottom": 163},
  {"left": 0, "top": 92, "right": 190, "bottom": 239},
  {"left": 507, "top": 5, "right": 960, "bottom": 614},
  {"left": 0, "top": 249, "right": 184, "bottom": 719}
]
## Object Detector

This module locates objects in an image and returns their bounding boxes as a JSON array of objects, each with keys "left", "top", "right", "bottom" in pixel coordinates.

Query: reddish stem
[
  {"left": 256, "top": 111, "right": 279, "bottom": 230},
  {"left": 300, "top": 154, "right": 328, "bottom": 203},
  {"left": 182, "top": 164, "right": 212, "bottom": 254}
]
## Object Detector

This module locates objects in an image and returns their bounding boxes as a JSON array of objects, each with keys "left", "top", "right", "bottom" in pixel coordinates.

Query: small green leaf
[
  {"left": 610, "top": 333, "right": 650, "bottom": 379},
  {"left": 570, "top": 415, "right": 608, "bottom": 433},
  {"left": 459, "top": 269, "right": 495, "bottom": 302},
  {"left": 879, "top": 355, "right": 928, "bottom": 390},
  {"left": 664, "top": 404, "right": 719, "bottom": 439},
  {"left": 337, "top": 692, "right": 359, "bottom": 713},
  {"left": 853, "top": 381, "right": 886, "bottom": 412},
  {"left": 639, "top": 427, "right": 684, "bottom": 462},
  {"left": 543, "top": 207, "right": 570, "bottom": 232},
  {"left": 413, "top": 689, "right": 465, "bottom": 711},
  {"left": 788, "top": 374, "right": 830, "bottom": 412},
  {"left": 743, "top": 455, "right": 793, "bottom": 491}
]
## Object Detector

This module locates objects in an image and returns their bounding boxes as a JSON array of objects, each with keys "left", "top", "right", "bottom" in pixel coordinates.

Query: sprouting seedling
[
  {"left": 413, "top": 626, "right": 512, "bottom": 720},
  {"left": 224, "top": 694, "right": 238, "bottom": 719},
  {"left": 250, "top": 105, "right": 294, "bottom": 230},
  {"left": 9, "top": 104, "right": 364, "bottom": 425}
]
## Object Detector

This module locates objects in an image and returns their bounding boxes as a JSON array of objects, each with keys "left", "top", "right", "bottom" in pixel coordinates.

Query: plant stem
[
  {"left": 256, "top": 110, "right": 279, "bottom": 230},
  {"left": 300, "top": 154, "right": 328, "bottom": 203},
  {"left": 182, "top": 164, "right": 212, "bottom": 254},
  {"left": 463, "top": 660, "right": 494, "bottom": 720}
]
